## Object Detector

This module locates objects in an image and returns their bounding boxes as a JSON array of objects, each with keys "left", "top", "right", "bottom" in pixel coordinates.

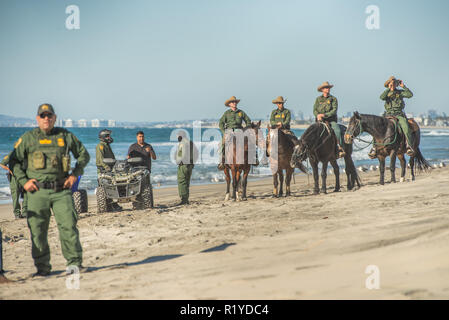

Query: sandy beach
[{"left": 0, "top": 166, "right": 448, "bottom": 299}]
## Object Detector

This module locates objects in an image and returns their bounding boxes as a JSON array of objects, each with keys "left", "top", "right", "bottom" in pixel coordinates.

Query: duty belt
[{"left": 36, "top": 180, "right": 65, "bottom": 192}]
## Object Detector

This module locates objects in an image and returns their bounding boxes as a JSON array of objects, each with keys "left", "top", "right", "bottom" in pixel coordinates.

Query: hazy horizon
[{"left": 1, "top": 0, "right": 448, "bottom": 122}]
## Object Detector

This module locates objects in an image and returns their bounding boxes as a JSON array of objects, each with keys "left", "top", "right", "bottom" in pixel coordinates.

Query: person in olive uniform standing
[
  {"left": 218, "top": 96, "right": 253, "bottom": 170},
  {"left": 96, "top": 129, "right": 115, "bottom": 173},
  {"left": 368, "top": 76, "right": 414, "bottom": 158},
  {"left": 175, "top": 131, "right": 197, "bottom": 205},
  {"left": 10, "top": 104, "right": 90, "bottom": 276},
  {"left": 1, "top": 150, "right": 27, "bottom": 219},
  {"left": 96, "top": 129, "right": 122, "bottom": 211},
  {"left": 269, "top": 96, "right": 298, "bottom": 144},
  {"left": 313, "top": 82, "right": 345, "bottom": 158}
]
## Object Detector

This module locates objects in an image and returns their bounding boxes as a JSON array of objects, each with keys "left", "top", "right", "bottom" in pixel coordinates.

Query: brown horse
[
  {"left": 266, "top": 127, "right": 304, "bottom": 197},
  {"left": 345, "top": 112, "right": 430, "bottom": 184},
  {"left": 223, "top": 121, "right": 262, "bottom": 201}
]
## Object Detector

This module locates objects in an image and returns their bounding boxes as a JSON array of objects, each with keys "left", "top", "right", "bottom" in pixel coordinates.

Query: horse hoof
[
  {"left": 313, "top": 190, "right": 319, "bottom": 195},
  {"left": 285, "top": 193, "right": 291, "bottom": 197},
  {"left": 321, "top": 189, "right": 327, "bottom": 194},
  {"left": 224, "top": 193, "right": 230, "bottom": 201},
  {"left": 333, "top": 189, "right": 341, "bottom": 193},
  {"left": 272, "top": 194, "right": 278, "bottom": 198},
  {"left": 412, "top": 176, "right": 416, "bottom": 181},
  {"left": 400, "top": 177, "right": 405, "bottom": 183}
]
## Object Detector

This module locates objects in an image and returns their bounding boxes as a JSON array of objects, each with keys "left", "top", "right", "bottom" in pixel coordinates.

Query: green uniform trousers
[
  {"left": 330, "top": 121, "right": 343, "bottom": 146},
  {"left": 177, "top": 164, "right": 193, "bottom": 202},
  {"left": 10, "top": 177, "right": 27, "bottom": 217},
  {"left": 396, "top": 116, "right": 413, "bottom": 146},
  {"left": 27, "top": 188, "right": 82, "bottom": 272}
]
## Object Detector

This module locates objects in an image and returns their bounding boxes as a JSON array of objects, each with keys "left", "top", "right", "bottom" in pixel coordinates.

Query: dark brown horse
[
  {"left": 290, "top": 122, "right": 360, "bottom": 194},
  {"left": 266, "top": 127, "right": 305, "bottom": 197},
  {"left": 223, "top": 121, "right": 262, "bottom": 201},
  {"left": 344, "top": 112, "right": 430, "bottom": 184}
]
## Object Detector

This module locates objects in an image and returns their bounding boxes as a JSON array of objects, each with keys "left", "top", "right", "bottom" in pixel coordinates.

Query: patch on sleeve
[
  {"left": 100, "top": 145, "right": 104, "bottom": 151},
  {"left": 14, "top": 138, "right": 22, "bottom": 149},
  {"left": 3, "top": 155, "right": 8, "bottom": 161}
]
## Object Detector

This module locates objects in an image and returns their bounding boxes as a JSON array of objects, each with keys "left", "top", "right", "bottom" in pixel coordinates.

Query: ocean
[{"left": 0, "top": 126, "right": 448, "bottom": 202}]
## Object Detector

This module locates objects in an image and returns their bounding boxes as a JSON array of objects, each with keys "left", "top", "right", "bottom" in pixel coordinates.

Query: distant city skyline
[{"left": 1, "top": 0, "right": 449, "bottom": 122}]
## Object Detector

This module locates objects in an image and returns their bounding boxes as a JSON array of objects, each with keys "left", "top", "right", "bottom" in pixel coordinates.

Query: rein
[{"left": 348, "top": 117, "right": 399, "bottom": 150}]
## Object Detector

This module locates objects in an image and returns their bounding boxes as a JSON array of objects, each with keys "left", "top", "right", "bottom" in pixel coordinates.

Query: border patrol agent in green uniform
[
  {"left": 175, "top": 131, "right": 198, "bottom": 205},
  {"left": 10, "top": 104, "right": 90, "bottom": 276},
  {"left": 269, "top": 96, "right": 298, "bottom": 144},
  {"left": 1, "top": 150, "right": 28, "bottom": 219},
  {"left": 218, "top": 96, "right": 253, "bottom": 170},
  {"left": 313, "top": 82, "right": 346, "bottom": 158},
  {"left": 96, "top": 129, "right": 122, "bottom": 211},
  {"left": 369, "top": 76, "right": 414, "bottom": 158},
  {"left": 96, "top": 129, "right": 115, "bottom": 173}
]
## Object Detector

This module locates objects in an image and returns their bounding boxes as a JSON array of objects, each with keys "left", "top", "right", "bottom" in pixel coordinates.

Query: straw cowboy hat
[
  {"left": 384, "top": 76, "right": 397, "bottom": 88},
  {"left": 317, "top": 81, "right": 334, "bottom": 92},
  {"left": 224, "top": 96, "right": 240, "bottom": 107},
  {"left": 272, "top": 96, "right": 287, "bottom": 104}
]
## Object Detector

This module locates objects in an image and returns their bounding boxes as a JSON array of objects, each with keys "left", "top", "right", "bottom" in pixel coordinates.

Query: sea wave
[{"left": 422, "top": 130, "right": 449, "bottom": 137}]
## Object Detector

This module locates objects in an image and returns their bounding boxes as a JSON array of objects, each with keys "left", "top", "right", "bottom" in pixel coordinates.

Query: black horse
[
  {"left": 290, "top": 122, "right": 360, "bottom": 194},
  {"left": 344, "top": 112, "right": 430, "bottom": 185}
]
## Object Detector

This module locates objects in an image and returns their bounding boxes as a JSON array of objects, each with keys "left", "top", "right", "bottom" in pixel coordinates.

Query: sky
[{"left": 1, "top": 0, "right": 448, "bottom": 122}]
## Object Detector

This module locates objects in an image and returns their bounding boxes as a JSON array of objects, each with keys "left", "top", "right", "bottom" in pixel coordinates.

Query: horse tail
[{"left": 413, "top": 148, "right": 431, "bottom": 172}]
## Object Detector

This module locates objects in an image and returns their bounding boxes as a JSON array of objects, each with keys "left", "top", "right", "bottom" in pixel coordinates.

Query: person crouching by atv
[{"left": 96, "top": 129, "right": 122, "bottom": 211}]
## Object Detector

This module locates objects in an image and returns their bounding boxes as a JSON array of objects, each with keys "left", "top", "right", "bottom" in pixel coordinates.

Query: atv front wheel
[
  {"left": 96, "top": 186, "right": 111, "bottom": 213},
  {"left": 141, "top": 181, "right": 154, "bottom": 209},
  {"left": 73, "top": 189, "right": 88, "bottom": 214}
]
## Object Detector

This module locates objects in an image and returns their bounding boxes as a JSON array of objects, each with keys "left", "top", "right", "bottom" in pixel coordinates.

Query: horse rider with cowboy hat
[
  {"left": 218, "top": 96, "right": 256, "bottom": 170},
  {"left": 368, "top": 76, "right": 414, "bottom": 158},
  {"left": 269, "top": 96, "right": 299, "bottom": 144},
  {"left": 313, "top": 81, "right": 346, "bottom": 158}
]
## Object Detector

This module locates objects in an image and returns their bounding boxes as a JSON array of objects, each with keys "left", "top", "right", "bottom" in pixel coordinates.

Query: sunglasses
[{"left": 40, "top": 113, "right": 54, "bottom": 119}]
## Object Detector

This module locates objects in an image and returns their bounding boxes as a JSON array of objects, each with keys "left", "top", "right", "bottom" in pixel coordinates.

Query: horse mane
[
  {"left": 300, "top": 122, "right": 325, "bottom": 146},
  {"left": 360, "top": 113, "right": 389, "bottom": 127}
]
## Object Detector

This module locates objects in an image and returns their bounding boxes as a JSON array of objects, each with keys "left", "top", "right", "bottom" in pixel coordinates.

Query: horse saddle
[{"left": 385, "top": 116, "right": 419, "bottom": 133}]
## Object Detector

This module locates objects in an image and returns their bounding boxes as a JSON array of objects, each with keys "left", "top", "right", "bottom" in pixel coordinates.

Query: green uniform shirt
[
  {"left": 380, "top": 87, "right": 413, "bottom": 115},
  {"left": 313, "top": 94, "right": 338, "bottom": 121},
  {"left": 96, "top": 141, "right": 115, "bottom": 172},
  {"left": 219, "top": 108, "right": 251, "bottom": 133},
  {"left": 11, "top": 127, "right": 90, "bottom": 188},
  {"left": 270, "top": 107, "right": 291, "bottom": 129}
]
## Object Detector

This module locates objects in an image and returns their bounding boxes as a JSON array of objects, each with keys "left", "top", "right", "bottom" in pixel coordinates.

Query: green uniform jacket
[
  {"left": 219, "top": 108, "right": 251, "bottom": 134},
  {"left": 313, "top": 94, "right": 338, "bottom": 122},
  {"left": 270, "top": 108, "right": 291, "bottom": 129},
  {"left": 11, "top": 127, "right": 90, "bottom": 187},
  {"left": 96, "top": 141, "right": 115, "bottom": 172},
  {"left": 380, "top": 87, "right": 413, "bottom": 116}
]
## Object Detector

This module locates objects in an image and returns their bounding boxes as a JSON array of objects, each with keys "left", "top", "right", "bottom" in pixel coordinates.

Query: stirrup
[
  {"left": 368, "top": 148, "right": 377, "bottom": 159},
  {"left": 406, "top": 147, "right": 415, "bottom": 157}
]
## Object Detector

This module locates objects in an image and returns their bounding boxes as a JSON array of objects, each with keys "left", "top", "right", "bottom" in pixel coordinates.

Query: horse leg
[
  {"left": 410, "top": 156, "right": 416, "bottom": 181},
  {"left": 234, "top": 169, "right": 241, "bottom": 201},
  {"left": 224, "top": 167, "right": 231, "bottom": 201},
  {"left": 390, "top": 151, "right": 397, "bottom": 183},
  {"left": 311, "top": 160, "right": 320, "bottom": 195},
  {"left": 272, "top": 173, "right": 279, "bottom": 197},
  {"left": 321, "top": 161, "right": 328, "bottom": 194},
  {"left": 285, "top": 167, "right": 293, "bottom": 197},
  {"left": 378, "top": 156, "right": 386, "bottom": 185},
  {"left": 278, "top": 170, "right": 284, "bottom": 196},
  {"left": 331, "top": 160, "right": 340, "bottom": 192},
  {"left": 398, "top": 153, "right": 407, "bottom": 182},
  {"left": 241, "top": 168, "right": 249, "bottom": 200}
]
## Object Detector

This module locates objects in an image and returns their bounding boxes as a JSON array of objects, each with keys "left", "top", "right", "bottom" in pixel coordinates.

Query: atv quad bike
[
  {"left": 72, "top": 176, "right": 88, "bottom": 214},
  {"left": 96, "top": 157, "right": 153, "bottom": 213}
]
